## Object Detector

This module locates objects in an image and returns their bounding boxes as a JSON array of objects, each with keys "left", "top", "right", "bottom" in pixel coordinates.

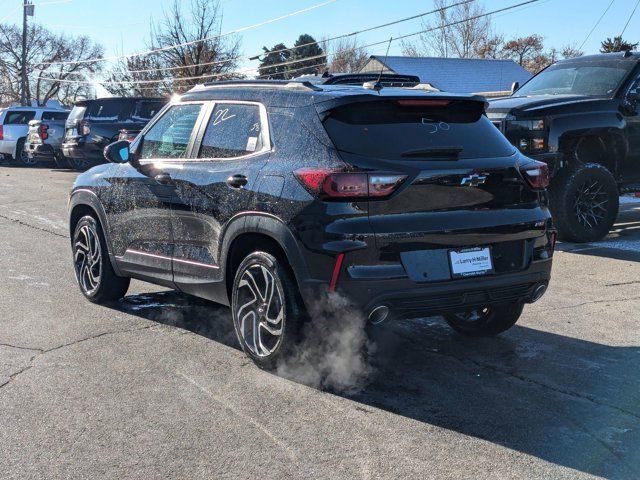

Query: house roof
[{"left": 364, "top": 56, "right": 532, "bottom": 93}]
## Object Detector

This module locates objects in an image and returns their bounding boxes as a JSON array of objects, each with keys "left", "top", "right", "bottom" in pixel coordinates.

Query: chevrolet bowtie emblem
[{"left": 460, "top": 174, "right": 487, "bottom": 187}]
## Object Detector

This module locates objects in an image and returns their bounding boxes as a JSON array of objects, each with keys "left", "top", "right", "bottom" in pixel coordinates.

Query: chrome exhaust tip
[
  {"left": 530, "top": 283, "right": 548, "bottom": 303},
  {"left": 368, "top": 305, "right": 390, "bottom": 325}
]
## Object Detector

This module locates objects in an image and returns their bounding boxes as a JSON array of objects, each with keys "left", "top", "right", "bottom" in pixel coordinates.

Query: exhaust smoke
[{"left": 276, "top": 292, "right": 376, "bottom": 394}]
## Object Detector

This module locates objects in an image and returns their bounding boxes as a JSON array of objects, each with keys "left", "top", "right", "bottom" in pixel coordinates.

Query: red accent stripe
[{"left": 328, "top": 253, "right": 345, "bottom": 293}]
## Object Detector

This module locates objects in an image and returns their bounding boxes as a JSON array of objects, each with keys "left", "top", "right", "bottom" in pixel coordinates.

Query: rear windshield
[
  {"left": 323, "top": 99, "right": 516, "bottom": 160},
  {"left": 132, "top": 101, "right": 165, "bottom": 121},
  {"left": 42, "top": 111, "right": 69, "bottom": 121},
  {"left": 4, "top": 110, "right": 35, "bottom": 125},
  {"left": 84, "top": 100, "right": 135, "bottom": 121}
]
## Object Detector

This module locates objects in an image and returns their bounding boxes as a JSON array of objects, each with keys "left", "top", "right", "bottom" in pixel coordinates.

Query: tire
[
  {"left": 13, "top": 138, "right": 38, "bottom": 167},
  {"left": 71, "top": 157, "right": 91, "bottom": 171},
  {"left": 444, "top": 303, "right": 524, "bottom": 336},
  {"left": 54, "top": 153, "right": 71, "bottom": 169},
  {"left": 72, "top": 215, "right": 130, "bottom": 303},
  {"left": 231, "top": 251, "right": 304, "bottom": 370},
  {"left": 549, "top": 163, "right": 619, "bottom": 243}
]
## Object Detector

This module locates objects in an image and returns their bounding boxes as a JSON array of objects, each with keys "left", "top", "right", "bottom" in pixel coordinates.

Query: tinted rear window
[
  {"left": 42, "top": 111, "right": 69, "bottom": 121},
  {"left": 323, "top": 100, "right": 515, "bottom": 160},
  {"left": 4, "top": 111, "right": 35, "bottom": 125},
  {"left": 132, "top": 100, "right": 166, "bottom": 121},
  {"left": 84, "top": 100, "right": 135, "bottom": 121}
]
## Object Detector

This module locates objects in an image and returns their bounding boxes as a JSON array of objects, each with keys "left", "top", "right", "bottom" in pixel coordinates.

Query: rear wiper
[{"left": 401, "top": 147, "right": 463, "bottom": 159}]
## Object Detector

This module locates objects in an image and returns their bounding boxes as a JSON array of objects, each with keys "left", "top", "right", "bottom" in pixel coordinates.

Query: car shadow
[
  {"left": 108, "top": 290, "right": 640, "bottom": 479},
  {"left": 112, "top": 290, "right": 240, "bottom": 351}
]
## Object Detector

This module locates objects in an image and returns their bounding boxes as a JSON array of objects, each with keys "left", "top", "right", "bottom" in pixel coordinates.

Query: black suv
[
  {"left": 62, "top": 97, "right": 166, "bottom": 170},
  {"left": 487, "top": 52, "right": 640, "bottom": 242},
  {"left": 69, "top": 80, "right": 555, "bottom": 367}
]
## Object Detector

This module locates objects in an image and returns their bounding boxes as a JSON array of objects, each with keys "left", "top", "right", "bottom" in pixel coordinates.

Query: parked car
[
  {"left": 0, "top": 106, "right": 68, "bottom": 167},
  {"left": 68, "top": 80, "right": 555, "bottom": 368},
  {"left": 62, "top": 97, "right": 166, "bottom": 170},
  {"left": 25, "top": 112, "right": 70, "bottom": 168},
  {"left": 487, "top": 51, "right": 640, "bottom": 242}
]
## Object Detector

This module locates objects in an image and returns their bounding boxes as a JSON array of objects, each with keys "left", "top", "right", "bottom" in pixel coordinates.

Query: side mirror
[
  {"left": 510, "top": 81, "right": 520, "bottom": 95},
  {"left": 104, "top": 140, "right": 131, "bottom": 164},
  {"left": 628, "top": 88, "right": 640, "bottom": 103}
]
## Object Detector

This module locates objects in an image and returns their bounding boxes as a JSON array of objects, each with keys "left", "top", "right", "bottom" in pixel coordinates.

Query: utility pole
[{"left": 20, "top": 1, "right": 34, "bottom": 106}]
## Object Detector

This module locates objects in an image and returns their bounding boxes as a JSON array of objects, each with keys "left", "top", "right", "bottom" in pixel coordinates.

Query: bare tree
[
  {"left": 0, "top": 23, "right": 103, "bottom": 106},
  {"left": 103, "top": 55, "right": 171, "bottom": 97},
  {"left": 327, "top": 37, "right": 369, "bottom": 73},
  {"left": 501, "top": 35, "right": 545, "bottom": 68},
  {"left": 402, "top": 0, "right": 491, "bottom": 58},
  {"left": 149, "top": 0, "right": 241, "bottom": 93}
]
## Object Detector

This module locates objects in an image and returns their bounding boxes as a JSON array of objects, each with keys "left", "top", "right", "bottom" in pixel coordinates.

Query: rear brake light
[
  {"left": 0, "top": 125, "right": 3, "bottom": 140},
  {"left": 38, "top": 123, "right": 49, "bottom": 140},
  {"left": 294, "top": 169, "right": 406, "bottom": 200},
  {"left": 118, "top": 130, "right": 137, "bottom": 142},
  {"left": 519, "top": 161, "right": 549, "bottom": 190},
  {"left": 397, "top": 99, "right": 451, "bottom": 107}
]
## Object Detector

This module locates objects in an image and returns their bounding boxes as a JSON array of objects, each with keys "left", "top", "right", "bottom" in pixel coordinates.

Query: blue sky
[{"left": 5, "top": 0, "right": 640, "bottom": 92}]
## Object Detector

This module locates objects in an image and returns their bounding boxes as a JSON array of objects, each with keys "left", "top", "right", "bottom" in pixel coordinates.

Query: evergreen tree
[
  {"left": 291, "top": 34, "right": 327, "bottom": 76},
  {"left": 258, "top": 43, "right": 292, "bottom": 79},
  {"left": 600, "top": 36, "right": 638, "bottom": 53}
]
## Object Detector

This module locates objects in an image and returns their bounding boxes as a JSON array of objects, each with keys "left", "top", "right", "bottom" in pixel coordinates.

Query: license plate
[{"left": 449, "top": 247, "right": 494, "bottom": 278}]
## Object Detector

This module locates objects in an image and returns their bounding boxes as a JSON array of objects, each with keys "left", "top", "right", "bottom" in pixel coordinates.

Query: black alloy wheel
[
  {"left": 72, "top": 215, "right": 130, "bottom": 303},
  {"left": 550, "top": 163, "right": 619, "bottom": 243},
  {"left": 231, "top": 251, "right": 304, "bottom": 369}
]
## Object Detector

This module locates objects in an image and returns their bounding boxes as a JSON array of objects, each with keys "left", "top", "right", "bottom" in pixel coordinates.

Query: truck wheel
[
  {"left": 71, "top": 157, "right": 90, "bottom": 171},
  {"left": 13, "top": 139, "right": 38, "bottom": 167},
  {"left": 550, "top": 163, "right": 619, "bottom": 243},
  {"left": 444, "top": 303, "right": 524, "bottom": 336}
]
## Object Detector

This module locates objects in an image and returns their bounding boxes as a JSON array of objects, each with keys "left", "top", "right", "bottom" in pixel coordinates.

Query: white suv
[{"left": 0, "top": 106, "right": 68, "bottom": 167}]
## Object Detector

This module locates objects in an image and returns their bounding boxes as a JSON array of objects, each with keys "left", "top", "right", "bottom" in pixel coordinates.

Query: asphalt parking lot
[{"left": 1, "top": 164, "right": 640, "bottom": 479}]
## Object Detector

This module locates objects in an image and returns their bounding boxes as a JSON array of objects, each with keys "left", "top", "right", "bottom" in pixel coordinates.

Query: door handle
[
  {"left": 227, "top": 174, "right": 248, "bottom": 189},
  {"left": 154, "top": 172, "right": 173, "bottom": 185}
]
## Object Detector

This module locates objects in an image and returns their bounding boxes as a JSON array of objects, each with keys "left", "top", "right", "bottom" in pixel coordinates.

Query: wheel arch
[
  {"left": 220, "top": 213, "right": 311, "bottom": 302},
  {"left": 69, "top": 189, "right": 123, "bottom": 276},
  {"left": 553, "top": 115, "right": 627, "bottom": 180}
]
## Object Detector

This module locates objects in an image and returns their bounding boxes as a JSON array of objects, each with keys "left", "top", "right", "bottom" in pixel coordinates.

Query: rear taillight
[
  {"left": 0, "top": 125, "right": 4, "bottom": 141},
  {"left": 80, "top": 121, "right": 91, "bottom": 136},
  {"left": 38, "top": 123, "right": 49, "bottom": 140},
  {"left": 294, "top": 169, "right": 406, "bottom": 200},
  {"left": 118, "top": 130, "right": 137, "bottom": 142},
  {"left": 519, "top": 161, "right": 549, "bottom": 190}
]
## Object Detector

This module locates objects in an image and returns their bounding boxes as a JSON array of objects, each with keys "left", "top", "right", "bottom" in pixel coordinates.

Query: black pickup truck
[
  {"left": 487, "top": 52, "right": 640, "bottom": 242},
  {"left": 62, "top": 97, "right": 166, "bottom": 170}
]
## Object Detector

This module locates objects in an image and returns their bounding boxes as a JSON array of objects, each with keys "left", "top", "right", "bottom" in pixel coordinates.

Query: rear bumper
[
  {"left": 302, "top": 258, "right": 552, "bottom": 319},
  {"left": 62, "top": 141, "right": 104, "bottom": 163},
  {"left": 25, "top": 142, "right": 56, "bottom": 160}
]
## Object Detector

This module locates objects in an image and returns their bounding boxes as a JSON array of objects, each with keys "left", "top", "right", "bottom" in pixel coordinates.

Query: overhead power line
[
  {"left": 580, "top": 0, "right": 615, "bottom": 50},
  {"left": 620, "top": 0, "right": 640, "bottom": 36},
  {"left": 33, "top": 0, "right": 543, "bottom": 87},
  {"left": 35, "top": 0, "right": 338, "bottom": 66},
  {"left": 37, "top": 0, "right": 478, "bottom": 77}
]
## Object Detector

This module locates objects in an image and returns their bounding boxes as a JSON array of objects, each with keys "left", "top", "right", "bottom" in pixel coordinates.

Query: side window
[
  {"left": 140, "top": 104, "right": 203, "bottom": 159},
  {"left": 4, "top": 111, "right": 35, "bottom": 125},
  {"left": 42, "top": 111, "right": 69, "bottom": 121},
  {"left": 198, "top": 103, "right": 264, "bottom": 159}
]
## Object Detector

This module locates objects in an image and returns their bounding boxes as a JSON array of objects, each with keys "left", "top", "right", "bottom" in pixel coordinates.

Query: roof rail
[{"left": 199, "top": 79, "right": 322, "bottom": 91}]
